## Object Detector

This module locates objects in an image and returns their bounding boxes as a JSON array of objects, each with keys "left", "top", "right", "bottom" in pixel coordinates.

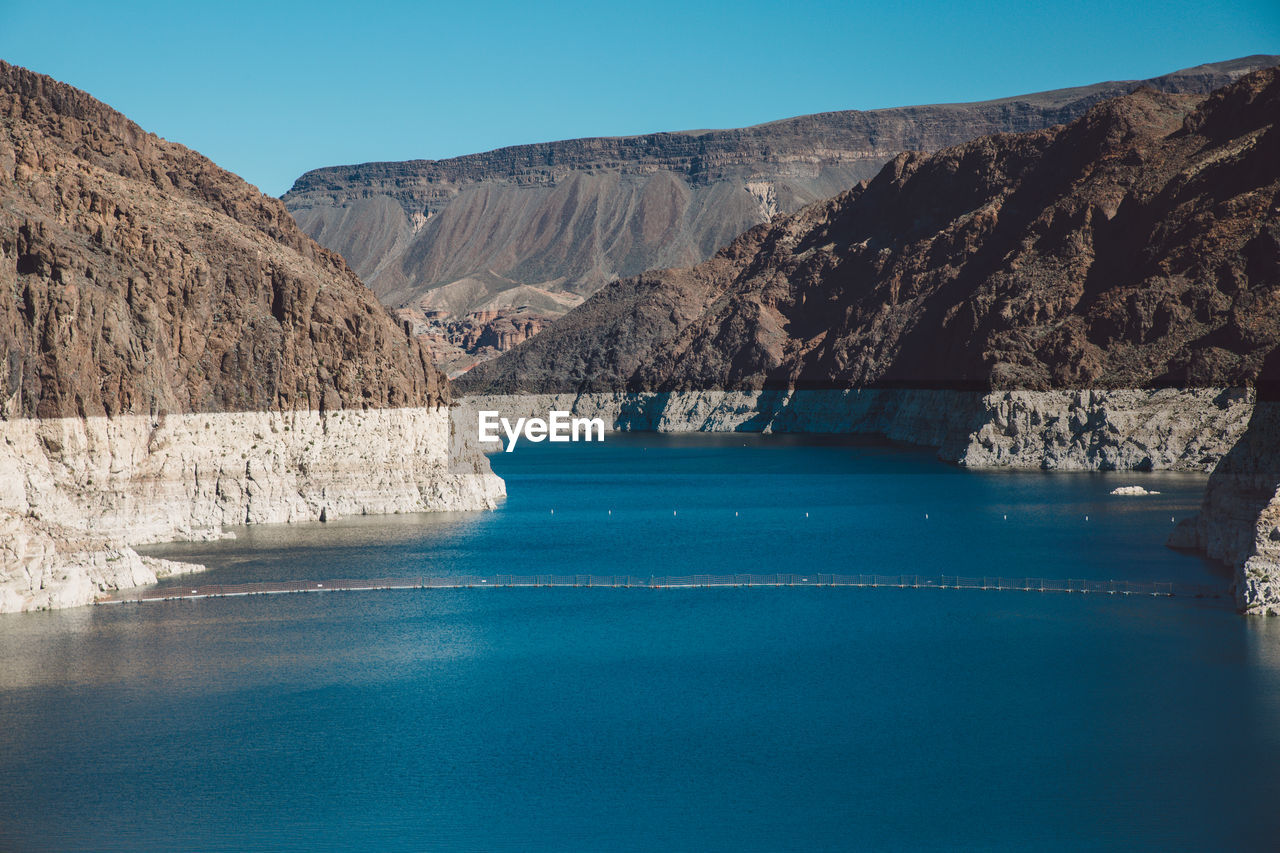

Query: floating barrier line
[{"left": 96, "top": 574, "right": 1225, "bottom": 604}]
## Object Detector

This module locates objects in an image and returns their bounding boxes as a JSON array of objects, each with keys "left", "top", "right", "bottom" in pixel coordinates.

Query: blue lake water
[{"left": 2, "top": 434, "right": 1279, "bottom": 851}]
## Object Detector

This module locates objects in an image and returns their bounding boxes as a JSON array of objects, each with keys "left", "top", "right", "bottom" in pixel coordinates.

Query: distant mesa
[{"left": 284, "top": 55, "right": 1279, "bottom": 370}]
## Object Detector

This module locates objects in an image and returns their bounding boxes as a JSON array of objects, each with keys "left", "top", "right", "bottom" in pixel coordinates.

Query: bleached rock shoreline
[
  {"left": 459, "top": 387, "right": 1252, "bottom": 471},
  {"left": 0, "top": 405, "right": 504, "bottom": 613},
  {"left": 1169, "top": 402, "right": 1280, "bottom": 615},
  {"left": 6, "top": 388, "right": 1269, "bottom": 615},
  {"left": 461, "top": 387, "right": 1278, "bottom": 613}
]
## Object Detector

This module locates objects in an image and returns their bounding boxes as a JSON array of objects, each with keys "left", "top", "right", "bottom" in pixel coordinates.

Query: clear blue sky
[{"left": 2, "top": 0, "right": 1277, "bottom": 196}]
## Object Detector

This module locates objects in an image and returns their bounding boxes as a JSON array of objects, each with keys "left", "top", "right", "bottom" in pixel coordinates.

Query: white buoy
[
  {"left": 1003, "top": 514, "right": 1007, "bottom": 520},
  {"left": 735, "top": 511, "right": 739, "bottom": 517},
  {"left": 1085, "top": 515, "right": 1089, "bottom": 521},
  {"left": 608, "top": 510, "right": 612, "bottom": 516},
  {"left": 805, "top": 512, "right": 809, "bottom": 518},
  {"left": 550, "top": 509, "right": 554, "bottom": 514},
  {"left": 925, "top": 513, "right": 929, "bottom": 520}
]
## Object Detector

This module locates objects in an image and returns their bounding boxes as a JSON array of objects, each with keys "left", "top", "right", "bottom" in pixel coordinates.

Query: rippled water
[{"left": 2, "top": 434, "right": 1278, "bottom": 851}]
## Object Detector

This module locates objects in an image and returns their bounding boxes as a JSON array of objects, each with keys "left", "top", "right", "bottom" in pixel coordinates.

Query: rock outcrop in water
[
  {"left": 1171, "top": 348, "right": 1280, "bottom": 614},
  {"left": 283, "top": 56, "right": 1277, "bottom": 366},
  {"left": 0, "top": 61, "right": 503, "bottom": 612},
  {"left": 459, "top": 68, "right": 1280, "bottom": 610}
]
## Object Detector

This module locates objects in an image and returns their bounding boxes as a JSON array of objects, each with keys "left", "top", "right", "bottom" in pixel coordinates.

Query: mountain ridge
[
  {"left": 284, "top": 54, "right": 1278, "bottom": 369},
  {"left": 459, "top": 68, "right": 1280, "bottom": 396}
]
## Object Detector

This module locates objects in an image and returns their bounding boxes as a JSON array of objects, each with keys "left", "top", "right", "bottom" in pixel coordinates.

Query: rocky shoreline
[
  {"left": 1169, "top": 401, "right": 1280, "bottom": 615},
  {"left": 0, "top": 405, "right": 504, "bottom": 613},
  {"left": 459, "top": 388, "right": 1251, "bottom": 470},
  {"left": 460, "top": 387, "right": 1277, "bottom": 613},
  {"left": 0, "top": 63, "right": 510, "bottom": 615},
  {"left": 4, "top": 389, "right": 1270, "bottom": 615}
]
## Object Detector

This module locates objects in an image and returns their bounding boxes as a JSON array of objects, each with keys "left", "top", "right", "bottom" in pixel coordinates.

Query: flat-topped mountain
[
  {"left": 460, "top": 67, "right": 1280, "bottom": 396},
  {"left": 0, "top": 60, "right": 445, "bottom": 419},
  {"left": 284, "top": 55, "right": 1277, "bottom": 369}
]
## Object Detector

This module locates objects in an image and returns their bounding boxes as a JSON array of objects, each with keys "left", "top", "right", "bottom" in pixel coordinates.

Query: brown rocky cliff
[
  {"left": 285, "top": 55, "right": 1278, "bottom": 330},
  {"left": 395, "top": 304, "right": 551, "bottom": 377},
  {"left": 0, "top": 60, "right": 447, "bottom": 420},
  {"left": 460, "top": 68, "right": 1280, "bottom": 396}
]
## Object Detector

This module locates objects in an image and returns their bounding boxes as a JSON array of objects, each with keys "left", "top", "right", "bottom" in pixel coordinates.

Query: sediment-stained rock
[
  {"left": 958, "top": 389, "right": 1253, "bottom": 471},
  {"left": 458, "top": 387, "right": 1251, "bottom": 472},
  {"left": 0, "top": 62, "right": 504, "bottom": 612},
  {"left": 0, "top": 406, "right": 503, "bottom": 611},
  {"left": 1171, "top": 397, "right": 1280, "bottom": 614}
]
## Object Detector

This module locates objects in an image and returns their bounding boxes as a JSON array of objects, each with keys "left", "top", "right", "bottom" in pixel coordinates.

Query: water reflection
[
  {"left": 1246, "top": 617, "right": 1280, "bottom": 753},
  {"left": 0, "top": 592, "right": 489, "bottom": 692}
]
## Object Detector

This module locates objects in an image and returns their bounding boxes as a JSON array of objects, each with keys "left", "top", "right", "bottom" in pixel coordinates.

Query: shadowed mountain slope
[
  {"left": 286, "top": 55, "right": 1277, "bottom": 338},
  {"left": 460, "top": 67, "right": 1280, "bottom": 395}
]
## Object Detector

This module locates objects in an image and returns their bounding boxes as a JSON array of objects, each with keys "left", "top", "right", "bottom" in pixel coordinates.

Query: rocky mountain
[
  {"left": 458, "top": 68, "right": 1280, "bottom": 613},
  {"left": 0, "top": 61, "right": 502, "bottom": 612},
  {"left": 461, "top": 68, "right": 1280, "bottom": 396},
  {"left": 0, "top": 60, "right": 445, "bottom": 419},
  {"left": 284, "top": 55, "right": 1277, "bottom": 367}
]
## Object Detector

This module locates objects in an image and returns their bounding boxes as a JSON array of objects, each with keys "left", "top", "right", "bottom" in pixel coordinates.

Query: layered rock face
[
  {"left": 1172, "top": 402, "right": 1280, "bottom": 614},
  {"left": 460, "top": 387, "right": 1251, "bottom": 472},
  {"left": 460, "top": 68, "right": 1280, "bottom": 609},
  {"left": 0, "top": 407, "right": 502, "bottom": 612},
  {"left": 0, "top": 62, "right": 503, "bottom": 612},
  {"left": 1171, "top": 348, "right": 1280, "bottom": 614},
  {"left": 284, "top": 57, "right": 1276, "bottom": 358}
]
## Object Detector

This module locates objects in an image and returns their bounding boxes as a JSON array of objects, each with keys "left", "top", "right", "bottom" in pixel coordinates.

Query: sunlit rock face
[
  {"left": 0, "top": 407, "right": 504, "bottom": 612},
  {"left": 0, "top": 62, "right": 503, "bottom": 612},
  {"left": 284, "top": 56, "right": 1278, "bottom": 367}
]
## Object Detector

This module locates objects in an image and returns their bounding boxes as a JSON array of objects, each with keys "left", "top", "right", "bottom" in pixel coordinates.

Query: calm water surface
[{"left": 2, "top": 434, "right": 1279, "bottom": 851}]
